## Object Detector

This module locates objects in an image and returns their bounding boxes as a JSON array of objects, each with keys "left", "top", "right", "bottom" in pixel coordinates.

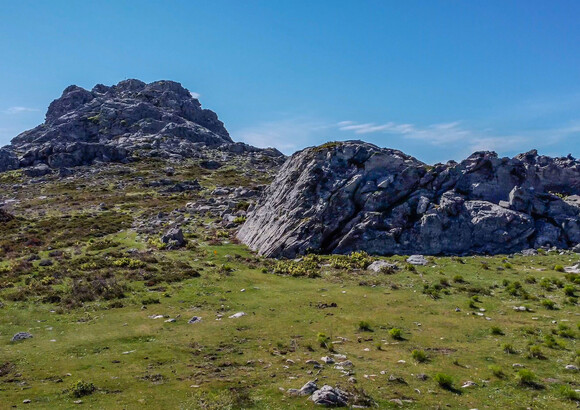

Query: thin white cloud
[
  {"left": 189, "top": 91, "right": 201, "bottom": 99},
  {"left": 234, "top": 117, "right": 331, "bottom": 154},
  {"left": 3, "top": 106, "right": 40, "bottom": 114},
  {"left": 336, "top": 118, "right": 580, "bottom": 159},
  {"left": 337, "top": 120, "right": 471, "bottom": 145}
]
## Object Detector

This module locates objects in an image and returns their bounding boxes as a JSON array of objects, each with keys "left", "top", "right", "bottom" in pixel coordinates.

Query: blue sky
[{"left": 1, "top": 0, "right": 579, "bottom": 163}]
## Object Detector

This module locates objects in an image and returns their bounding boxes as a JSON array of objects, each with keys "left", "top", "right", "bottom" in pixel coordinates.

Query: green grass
[{"left": 0, "top": 158, "right": 579, "bottom": 408}]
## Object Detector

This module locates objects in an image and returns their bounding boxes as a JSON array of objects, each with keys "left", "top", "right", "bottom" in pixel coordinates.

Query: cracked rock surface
[{"left": 239, "top": 140, "right": 580, "bottom": 257}]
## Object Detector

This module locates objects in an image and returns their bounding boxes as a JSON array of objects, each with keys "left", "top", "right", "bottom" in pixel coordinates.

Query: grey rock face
[
  {"left": 310, "top": 385, "right": 349, "bottom": 407},
  {"left": 239, "top": 141, "right": 580, "bottom": 257},
  {"left": 0, "top": 208, "right": 14, "bottom": 223},
  {"left": 11, "top": 332, "right": 33, "bottom": 342},
  {"left": 0, "top": 148, "right": 19, "bottom": 172},
  {"left": 367, "top": 260, "right": 397, "bottom": 272},
  {"left": 161, "top": 227, "right": 186, "bottom": 248},
  {"left": 406, "top": 255, "right": 428, "bottom": 266},
  {"left": 298, "top": 380, "right": 318, "bottom": 396},
  {"left": 2, "top": 79, "right": 283, "bottom": 172}
]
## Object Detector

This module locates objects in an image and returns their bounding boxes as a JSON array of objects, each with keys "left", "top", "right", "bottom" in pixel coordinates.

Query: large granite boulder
[{"left": 239, "top": 141, "right": 580, "bottom": 257}]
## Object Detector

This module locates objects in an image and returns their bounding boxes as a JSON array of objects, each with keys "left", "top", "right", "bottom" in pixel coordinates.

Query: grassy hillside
[{"left": 0, "top": 158, "right": 578, "bottom": 409}]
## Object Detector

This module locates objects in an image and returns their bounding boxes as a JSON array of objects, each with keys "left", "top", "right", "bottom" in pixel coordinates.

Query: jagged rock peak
[
  {"left": 38, "top": 79, "right": 229, "bottom": 139},
  {"left": 0, "top": 79, "right": 283, "bottom": 173},
  {"left": 238, "top": 140, "right": 580, "bottom": 257}
]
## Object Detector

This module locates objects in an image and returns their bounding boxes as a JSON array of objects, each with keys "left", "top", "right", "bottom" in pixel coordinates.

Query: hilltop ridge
[{"left": 0, "top": 79, "right": 283, "bottom": 174}]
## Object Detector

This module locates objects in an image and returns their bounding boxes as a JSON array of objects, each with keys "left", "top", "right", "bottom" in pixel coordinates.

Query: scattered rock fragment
[
  {"left": 310, "top": 385, "right": 349, "bottom": 407},
  {"left": 564, "top": 264, "right": 580, "bottom": 274},
  {"left": 161, "top": 227, "right": 186, "bottom": 248},
  {"left": 299, "top": 380, "right": 318, "bottom": 396},
  {"left": 406, "top": 255, "right": 429, "bottom": 266},
  {"left": 11, "top": 332, "right": 33, "bottom": 342},
  {"left": 320, "top": 356, "right": 335, "bottom": 364},
  {"left": 367, "top": 260, "right": 397, "bottom": 272}
]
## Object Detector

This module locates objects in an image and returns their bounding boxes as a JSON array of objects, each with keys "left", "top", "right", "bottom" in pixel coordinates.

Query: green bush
[
  {"left": 554, "top": 265, "right": 565, "bottom": 272},
  {"left": 527, "top": 345, "right": 545, "bottom": 359},
  {"left": 564, "top": 285, "right": 576, "bottom": 297},
  {"left": 502, "top": 343, "right": 517, "bottom": 354},
  {"left": 141, "top": 296, "right": 160, "bottom": 305},
  {"left": 543, "top": 334, "right": 560, "bottom": 349},
  {"left": 515, "top": 369, "right": 536, "bottom": 386},
  {"left": 434, "top": 373, "right": 454, "bottom": 389},
  {"left": 329, "top": 251, "right": 373, "bottom": 270},
  {"left": 488, "top": 364, "right": 504, "bottom": 378},
  {"left": 524, "top": 275, "right": 536, "bottom": 284},
  {"left": 558, "top": 323, "right": 576, "bottom": 339},
  {"left": 358, "top": 320, "right": 373, "bottom": 332},
  {"left": 70, "top": 380, "right": 96, "bottom": 397},
  {"left": 453, "top": 275, "right": 465, "bottom": 283},
  {"left": 233, "top": 216, "right": 247, "bottom": 225},
  {"left": 113, "top": 258, "right": 146, "bottom": 269},
  {"left": 541, "top": 299, "right": 556, "bottom": 310},
  {"left": 389, "top": 327, "right": 403, "bottom": 340},
  {"left": 559, "top": 385, "right": 580, "bottom": 401},
  {"left": 540, "top": 278, "right": 552, "bottom": 291},
  {"left": 490, "top": 326, "right": 504, "bottom": 336},
  {"left": 411, "top": 349, "right": 428, "bottom": 363},
  {"left": 317, "top": 332, "right": 331, "bottom": 349},
  {"left": 273, "top": 255, "right": 320, "bottom": 278}
]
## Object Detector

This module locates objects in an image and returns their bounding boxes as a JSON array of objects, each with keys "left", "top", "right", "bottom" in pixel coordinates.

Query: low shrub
[
  {"left": 70, "top": 380, "right": 96, "bottom": 397},
  {"left": 317, "top": 332, "right": 331, "bottom": 349},
  {"left": 358, "top": 321, "right": 373, "bottom": 332},
  {"left": 559, "top": 385, "right": 580, "bottom": 401},
  {"left": 434, "top": 373, "right": 454, "bottom": 389},
  {"left": 563, "top": 285, "right": 576, "bottom": 297},
  {"left": 515, "top": 369, "right": 537, "bottom": 387},
  {"left": 389, "top": 327, "right": 403, "bottom": 340},
  {"left": 490, "top": 326, "right": 504, "bottom": 336},
  {"left": 502, "top": 343, "right": 517, "bottom": 354},
  {"left": 411, "top": 349, "right": 428, "bottom": 363},
  {"left": 541, "top": 299, "right": 556, "bottom": 310},
  {"left": 453, "top": 275, "right": 465, "bottom": 283},
  {"left": 488, "top": 364, "right": 504, "bottom": 378}
]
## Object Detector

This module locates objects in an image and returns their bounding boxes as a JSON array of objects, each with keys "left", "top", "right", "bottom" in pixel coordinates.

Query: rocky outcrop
[
  {"left": 2, "top": 79, "right": 283, "bottom": 171},
  {"left": 239, "top": 141, "right": 580, "bottom": 257},
  {"left": 0, "top": 208, "right": 14, "bottom": 223},
  {"left": 0, "top": 148, "right": 19, "bottom": 173}
]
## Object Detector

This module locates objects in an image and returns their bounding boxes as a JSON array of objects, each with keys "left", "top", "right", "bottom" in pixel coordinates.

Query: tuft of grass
[
  {"left": 141, "top": 296, "right": 160, "bottom": 305},
  {"left": 527, "top": 345, "right": 545, "bottom": 359},
  {"left": 515, "top": 369, "right": 537, "bottom": 387},
  {"left": 358, "top": 320, "right": 373, "bottom": 332},
  {"left": 490, "top": 326, "right": 504, "bottom": 336},
  {"left": 69, "top": 380, "right": 96, "bottom": 398},
  {"left": 488, "top": 365, "right": 505, "bottom": 378},
  {"left": 452, "top": 274, "right": 465, "bottom": 283},
  {"left": 317, "top": 332, "right": 332, "bottom": 349},
  {"left": 541, "top": 299, "right": 556, "bottom": 310},
  {"left": 554, "top": 265, "right": 565, "bottom": 272},
  {"left": 434, "top": 373, "right": 454, "bottom": 390},
  {"left": 389, "top": 327, "right": 403, "bottom": 340},
  {"left": 563, "top": 285, "right": 576, "bottom": 297},
  {"left": 502, "top": 343, "right": 517, "bottom": 354},
  {"left": 558, "top": 385, "right": 580, "bottom": 401},
  {"left": 411, "top": 349, "right": 428, "bottom": 363}
]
